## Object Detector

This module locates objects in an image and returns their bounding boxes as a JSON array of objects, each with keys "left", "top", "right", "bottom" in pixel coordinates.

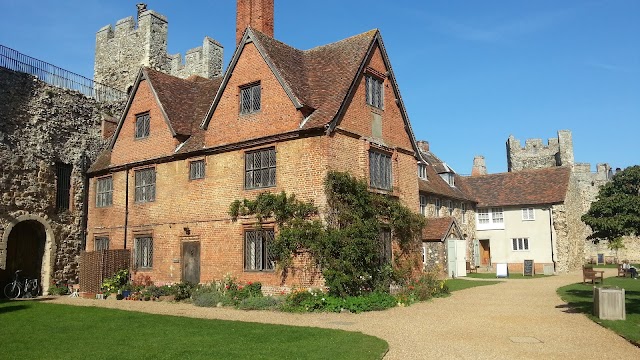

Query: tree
[{"left": 582, "top": 165, "right": 640, "bottom": 243}]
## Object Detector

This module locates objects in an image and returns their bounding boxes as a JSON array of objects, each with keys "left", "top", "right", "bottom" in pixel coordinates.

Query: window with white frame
[
  {"left": 245, "top": 147, "right": 276, "bottom": 189},
  {"left": 461, "top": 203, "right": 467, "bottom": 224},
  {"left": 135, "top": 112, "right": 150, "bottom": 139},
  {"left": 369, "top": 150, "right": 392, "bottom": 190},
  {"left": 418, "top": 163, "right": 427, "bottom": 179},
  {"left": 134, "top": 168, "right": 156, "bottom": 203},
  {"left": 512, "top": 238, "right": 529, "bottom": 251},
  {"left": 94, "top": 237, "right": 109, "bottom": 251},
  {"left": 189, "top": 160, "right": 205, "bottom": 180},
  {"left": 365, "top": 75, "right": 383, "bottom": 109},
  {"left": 522, "top": 208, "right": 535, "bottom": 221},
  {"left": 134, "top": 236, "right": 153, "bottom": 269},
  {"left": 244, "top": 229, "right": 275, "bottom": 271},
  {"left": 435, "top": 198, "right": 442, "bottom": 217},
  {"left": 447, "top": 200, "right": 454, "bottom": 216},
  {"left": 240, "top": 82, "right": 261, "bottom": 114},
  {"left": 96, "top": 176, "right": 113, "bottom": 208},
  {"left": 476, "top": 207, "right": 504, "bottom": 230},
  {"left": 440, "top": 172, "right": 455, "bottom": 186},
  {"left": 419, "top": 195, "right": 427, "bottom": 215}
]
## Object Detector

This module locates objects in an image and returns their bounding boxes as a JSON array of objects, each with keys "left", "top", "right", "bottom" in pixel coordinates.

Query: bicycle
[{"left": 3, "top": 270, "right": 40, "bottom": 299}]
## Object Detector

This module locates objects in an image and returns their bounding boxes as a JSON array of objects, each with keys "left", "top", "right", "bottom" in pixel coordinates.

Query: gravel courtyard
[{"left": 47, "top": 268, "right": 639, "bottom": 359}]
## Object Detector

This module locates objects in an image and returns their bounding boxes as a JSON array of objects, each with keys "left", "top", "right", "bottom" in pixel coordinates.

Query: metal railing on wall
[{"left": 0, "top": 44, "right": 126, "bottom": 102}]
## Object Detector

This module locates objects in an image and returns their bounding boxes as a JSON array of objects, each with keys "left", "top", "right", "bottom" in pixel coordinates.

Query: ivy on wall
[{"left": 229, "top": 171, "right": 425, "bottom": 297}]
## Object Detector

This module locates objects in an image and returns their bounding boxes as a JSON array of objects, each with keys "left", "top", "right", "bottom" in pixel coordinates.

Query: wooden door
[
  {"left": 182, "top": 241, "right": 200, "bottom": 284},
  {"left": 479, "top": 240, "right": 491, "bottom": 266}
]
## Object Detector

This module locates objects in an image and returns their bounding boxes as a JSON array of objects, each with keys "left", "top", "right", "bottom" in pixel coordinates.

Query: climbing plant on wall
[{"left": 229, "top": 171, "right": 425, "bottom": 297}]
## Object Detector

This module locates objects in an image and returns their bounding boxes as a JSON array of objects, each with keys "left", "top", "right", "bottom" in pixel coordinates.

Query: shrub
[
  {"left": 48, "top": 284, "right": 70, "bottom": 296},
  {"left": 281, "top": 289, "right": 396, "bottom": 313},
  {"left": 396, "top": 272, "right": 450, "bottom": 305},
  {"left": 236, "top": 296, "right": 283, "bottom": 310},
  {"left": 173, "top": 282, "right": 195, "bottom": 301},
  {"left": 193, "top": 292, "right": 224, "bottom": 307}
]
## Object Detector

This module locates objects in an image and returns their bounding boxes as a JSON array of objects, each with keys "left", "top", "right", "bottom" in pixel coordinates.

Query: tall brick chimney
[
  {"left": 471, "top": 156, "right": 487, "bottom": 176},
  {"left": 236, "top": 0, "right": 274, "bottom": 44},
  {"left": 416, "top": 140, "right": 430, "bottom": 154}
]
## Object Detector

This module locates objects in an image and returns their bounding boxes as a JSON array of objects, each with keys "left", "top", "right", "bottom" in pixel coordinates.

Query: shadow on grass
[{"left": 0, "top": 303, "right": 28, "bottom": 314}]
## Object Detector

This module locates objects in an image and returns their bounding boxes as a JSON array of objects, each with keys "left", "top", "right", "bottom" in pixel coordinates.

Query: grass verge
[
  {"left": 557, "top": 276, "right": 640, "bottom": 343},
  {"left": 0, "top": 300, "right": 387, "bottom": 360},
  {"left": 446, "top": 278, "right": 501, "bottom": 292}
]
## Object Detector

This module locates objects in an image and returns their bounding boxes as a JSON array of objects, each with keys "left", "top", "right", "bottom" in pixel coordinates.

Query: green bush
[
  {"left": 282, "top": 289, "right": 396, "bottom": 313},
  {"left": 193, "top": 292, "right": 228, "bottom": 307},
  {"left": 236, "top": 296, "right": 283, "bottom": 310},
  {"left": 48, "top": 284, "right": 70, "bottom": 296},
  {"left": 173, "top": 282, "right": 195, "bottom": 301},
  {"left": 396, "top": 272, "right": 450, "bottom": 305}
]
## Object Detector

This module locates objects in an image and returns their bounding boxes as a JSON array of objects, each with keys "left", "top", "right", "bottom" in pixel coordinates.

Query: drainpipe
[
  {"left": 80, "top": 153, "right": 89, "bottom": 251},
  {"left": 547, "top": 207, "right": 556, "bottom": 272},
  {"left": 123, "top": 168, "right": 129, "bottom": 249}
]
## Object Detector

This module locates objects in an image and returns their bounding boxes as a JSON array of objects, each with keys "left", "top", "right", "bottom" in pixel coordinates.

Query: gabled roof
[
  {"left": 90, "top": 68, "right": 221, "bottom": 173},
  {"left": 201, "top": 28, "right": 421, "bottom": 158},
  {"left": 463, "top": 167, "right": 571, "bottom": 207},
  {"left": 422, "top": 217, "right": 462, "bottom": 242},
  {"left": 418, "top": 148, "right": 476, "bottom": 202}
]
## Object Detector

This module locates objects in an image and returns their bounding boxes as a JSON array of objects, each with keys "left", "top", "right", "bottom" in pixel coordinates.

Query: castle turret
[
  {"left": 236, "top": 0, "right": 274, "bottom": 44},
  {"left": 506, "top": 130, "right": 575, "bottom": 172}
]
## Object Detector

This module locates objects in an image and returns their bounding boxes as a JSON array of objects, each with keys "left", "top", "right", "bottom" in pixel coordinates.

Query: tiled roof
[
  {"left": 418, "top": 149, "right": 475, "bottom": 202},
  {"left": 248, "top": 28, "right": 378, "bottom": 128},
  {"left": 89, "top": 149, "right": 112, "bottom": 173},
  {"left": 463, "top": 167, "right": 571, "bottom": 207},
  {"left": 144, "top": 68, "right": 221, "bottom": 136},
  {"left": 422, "top": 217, "right": 457, "bottom": 241}
]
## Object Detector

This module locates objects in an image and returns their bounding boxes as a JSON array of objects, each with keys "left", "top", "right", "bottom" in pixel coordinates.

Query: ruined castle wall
[
  {"left": 95, "top": 10, "right": 223, "bottom": 93},
  {"left": 585, "top": 236, "right": 640, "bottom": 263},
  {"left": 552, "top": 174, "right": 586, "bottom": 272},
  {"left": 507, "top": 130, "right": 574, "bottom": 172},
  {"left": 0, "top": 68, "right": 124, "bottom": 286}
]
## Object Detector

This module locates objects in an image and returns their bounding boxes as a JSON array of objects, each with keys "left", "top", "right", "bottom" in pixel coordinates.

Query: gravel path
[{"left": 45, "top": 268, "right": 639, "bottom": 359}]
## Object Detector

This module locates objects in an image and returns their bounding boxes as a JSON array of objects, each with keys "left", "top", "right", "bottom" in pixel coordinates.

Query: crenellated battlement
[
  {"left": 94, "top": 6, "right": 222, "bottom": 93},
  {"left": 506, "top": 130, "right": 574, "bottom": 172}
]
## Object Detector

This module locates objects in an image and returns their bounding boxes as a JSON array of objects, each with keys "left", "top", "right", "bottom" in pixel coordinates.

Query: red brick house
[{"left": 86, "top": 0, "right": 422, "bottom": 290}]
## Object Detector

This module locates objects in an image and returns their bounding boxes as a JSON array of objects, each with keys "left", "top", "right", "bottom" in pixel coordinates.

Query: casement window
[
  {"left": 435, "top": 198, "right": 442, "bottom": 217},
  {"left": 369, "top": 150, "right": 392, "bottom": 190},
  {"left": 461, "top": 203, "right": 467, "bottom": 224},
  {"left": 134, "top": 168, "right": 156, "bottom": 203},
  {"left": 419, "top": 195, "right": 427, "bottom": 216},
  {"left": 189, "top": 160, "right": 205, "bottom": 180},
  {"left": 422, "top": 246, "right": 427, "bottom": 264},
  {"left": 476, "top": 207, "right": 505, "bottom": 230},
  {"left": 94, "top": 237, "right": 109, "bottom": 251},
  {"left": 244, "top": 229, "right": 275, "bottom": 271},
  {"left": 245, "top": 148, "right": 276, "bottom": 189},
  {"left": 512, "top": 238, "right": 529, "bottom": 251},
  {"left": 135, "top": 112, "right": 150, "bottom": 139},
  {"left": 134, "top": 236, "right": 153, "bottom": 269},
  {"left": 522, "top": 208, "right": 535, "bottom": 221},
  {"left": 418, "top": 163, "right": 427, "bottom": 179},
  {"left": 55, "top": 162, "right": 72, "bottom": 211},
  {"left": 365, "top": 75, "right": 384, "bottom": 109},
  {"left": 240, "top": 82, "right": 261, "bottom": 114},
  {"left": 96, "top": 176, "right": 113, "bottom": 207},
  {"left": 379, "top": 229, "right": 392, "bottom": 264},
  {"left": 448, "top": 200, "right": 454, "bottom": 216}
]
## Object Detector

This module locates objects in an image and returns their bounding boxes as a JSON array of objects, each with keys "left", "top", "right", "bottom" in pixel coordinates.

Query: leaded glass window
[
  {"left": 369, "top": 150, "right": 392, "bottom": 190},
  {"left": 365, "top": 75, "right": 383, "bottom": 109},
  {"left": 96, "top": 176, "right": 113, "bottom": 207},
  {"left": 240, "top": 83, "right": 261, "bottom": 114},
  {"left": 135, "top": 236, "right": 153, "bottom": 269},
  {"left": 135, "top": 168, "right": 156, "bottom": 203},
  {"left": 244, "top": 229, "right": 275, "bottom": 271},
  {"left": 135, "top": 113, "right": 150, "bottom": 139},
  {"left": 245, "top": 148, "right": 276, "bottom": 189},
  {"left": 189, "top": 160, "right": 205, "bottom": 180}
]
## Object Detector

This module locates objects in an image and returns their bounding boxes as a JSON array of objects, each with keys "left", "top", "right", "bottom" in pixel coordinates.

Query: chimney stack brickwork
[
  {"left": 236, "top": 0, "right": 274, "bottom": 44},
  {"left": 471, "top": 156, "right": 487, "bottom": 176}
]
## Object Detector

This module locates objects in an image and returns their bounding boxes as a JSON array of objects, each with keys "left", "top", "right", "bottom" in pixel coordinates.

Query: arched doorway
[{"left": 1, "top": 215, "right": 55, "bottom": 295}]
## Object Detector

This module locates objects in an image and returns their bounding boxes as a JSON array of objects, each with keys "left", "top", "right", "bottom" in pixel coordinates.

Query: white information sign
[{"left": 496, "top": 263, "right": 508, "bottom": 278}]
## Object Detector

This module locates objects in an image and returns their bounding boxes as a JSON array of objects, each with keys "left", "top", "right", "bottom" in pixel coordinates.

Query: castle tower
[
  {"left": 95, "top": 4, "right": 223, "bottom": 93},
  {"left": 236, "top": 0, "right": 274, "bottom": 44},
  {"left": 506, "top": 130, "right": 574, "bottom": 172},
  {"left": 471, "top": 156, "right": 487, "bottom": 176}
]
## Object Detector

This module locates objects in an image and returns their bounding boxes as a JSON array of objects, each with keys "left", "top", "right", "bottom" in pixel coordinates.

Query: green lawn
[
  {"left": 0, "top": 300, "right": 387, "bottom": 360},
  {"left": 557, "top": 276, "right": 640, "bottom": 344},
  {"left": 466, "top": 272, "right": 549, "bottom": 279},
  {"left": 446, "top": 278, "right": 501, "bottom": 292}
]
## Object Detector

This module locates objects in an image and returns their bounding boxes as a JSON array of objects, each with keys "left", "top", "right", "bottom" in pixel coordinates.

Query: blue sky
[{"left": 1, "top": 0, "right": 638, "bottom": 174}]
